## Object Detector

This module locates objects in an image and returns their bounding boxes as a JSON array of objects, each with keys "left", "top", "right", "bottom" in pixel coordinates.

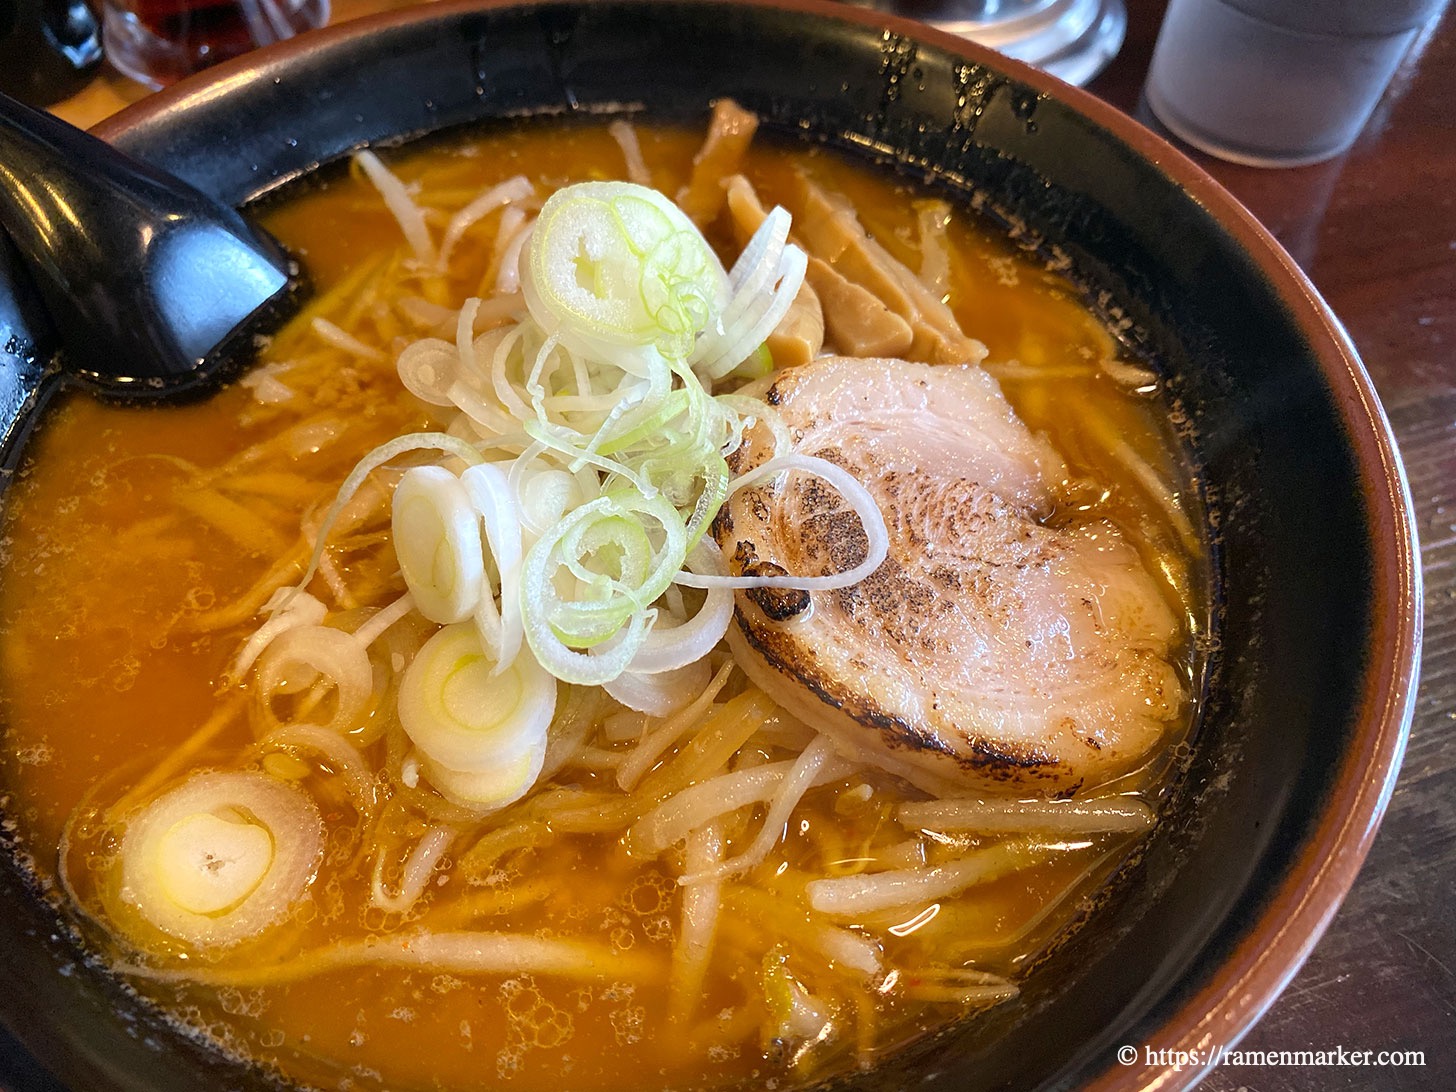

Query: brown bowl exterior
[{"left": 0, "top": 1, "right": 1420, "bottom": 1089}]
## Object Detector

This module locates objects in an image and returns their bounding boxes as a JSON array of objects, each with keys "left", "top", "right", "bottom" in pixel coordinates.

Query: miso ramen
[{"left": 0, "top": 108, "right": 1201, "bottom": 1092}]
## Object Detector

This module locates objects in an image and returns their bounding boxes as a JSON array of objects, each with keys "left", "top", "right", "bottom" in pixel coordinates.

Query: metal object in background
[{"left": 845, "top": 0, "right": 1126, "bottom": 85}]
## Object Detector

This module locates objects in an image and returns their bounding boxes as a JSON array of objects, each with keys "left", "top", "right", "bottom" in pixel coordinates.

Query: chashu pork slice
[{"left": 715, "top": 356, "right": 1186, "bottom": 796}]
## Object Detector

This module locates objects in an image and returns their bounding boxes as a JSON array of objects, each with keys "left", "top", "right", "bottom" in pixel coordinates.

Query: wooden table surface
[
  {"left": 1090, "top": 2, "right": 1456, "bottom": 1090},
  {"left": 36, "top": 0, "right": 1456, "bottom": 1090}
]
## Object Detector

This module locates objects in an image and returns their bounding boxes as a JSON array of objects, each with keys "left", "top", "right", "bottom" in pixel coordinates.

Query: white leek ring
[
  {"left": 610, "top": 540, "right": 733, "bottom": 675},
  {"left": 460, "top": 461, "right": 524, "bottom": 671},
  {"left": 394, "top": 466, "right": 487, "bottom": 625},
  {"left": 523, "top": 181, "right": 728, "bottom": 364},
  {"left": 420, "top": 737, "right": 547, "bottom": 812},
  {"left": 118, "top": 771, "right": 323, "bottom": 949},
  {"left": 398, "top": 622, "right": 556, "bottom": 776},
  {"left": 256, "top": 625, "right": 374, "bottom": 735}
]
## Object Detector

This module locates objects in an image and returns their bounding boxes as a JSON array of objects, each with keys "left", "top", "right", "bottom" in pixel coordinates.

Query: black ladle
[{"left": 0, "top": 90, "right": 302, "bottom": 402}]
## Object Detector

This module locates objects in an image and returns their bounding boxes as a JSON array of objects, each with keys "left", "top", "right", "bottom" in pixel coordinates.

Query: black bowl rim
[{"left": 60, "top": 0, "right": 1420, "bottom": 1088}]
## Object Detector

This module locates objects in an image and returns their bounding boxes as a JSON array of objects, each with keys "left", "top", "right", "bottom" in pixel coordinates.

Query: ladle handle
[{"left": 0, "top": 91, "right": 294, "bottom": 394}]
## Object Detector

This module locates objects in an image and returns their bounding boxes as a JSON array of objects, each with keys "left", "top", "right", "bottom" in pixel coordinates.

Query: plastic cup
[{"left": 1145, "top": 0, "right": 1450, "bottom": 167}]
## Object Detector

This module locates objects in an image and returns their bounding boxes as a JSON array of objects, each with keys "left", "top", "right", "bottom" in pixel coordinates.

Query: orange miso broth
[{"left": 0, "top": 116, "right": 1201, "bottom": 1092}]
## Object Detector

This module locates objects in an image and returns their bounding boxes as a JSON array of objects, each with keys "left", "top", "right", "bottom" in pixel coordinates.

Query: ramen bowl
[{"left": 0, "top": 1, "right": 1419, "bottom": 1089}]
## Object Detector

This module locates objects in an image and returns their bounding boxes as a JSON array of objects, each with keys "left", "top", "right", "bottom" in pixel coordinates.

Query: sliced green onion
[
  {"left": 118, "top": 771, "right": 322, "bottom": 949},
  {"left": 228, "top": 589, "right": 327, "bottom": 681},
  {"left": 691, "top": 207, "right": 807, "bottom": 380},
  {"left": 393, "top": 466, "right": 486, "bottom": 625},
  {"left": 523, "top": 181, "right": 729, "bottom": 365},
  {"left": 604, "top": 658, "right": 711, "bottom": 718},
  {"left": 514, "top": 461, "right": 582, "bottom": 538},
  {"left": 460, "top": 461, "right": 524, "bottom": 670},
  {"left": 421, "top": 741, "right": 546, "bottom": 812},
  {"left": 523, "top": 490, "right": 688, "bottom": 650},
  {"left": 629, "top": 540, "right": 734, "bottom": 673},
  {"left": 522, "top": 600, "right": 652, "bottom": 686},
  {"left": 398, "top": 622, "right": 556, "bottom": 777},
  {"left": 291, "top": 432, "right": 487, "bottom": 604},
  {"left": 396, "top": 338, "right": 458, "bottom": 406},
  {"left": 251, "top": 178, "right": 887, "bottom": 707},
  {"left": 256, "top": 625, "right": 374, "bottom": 735}
]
